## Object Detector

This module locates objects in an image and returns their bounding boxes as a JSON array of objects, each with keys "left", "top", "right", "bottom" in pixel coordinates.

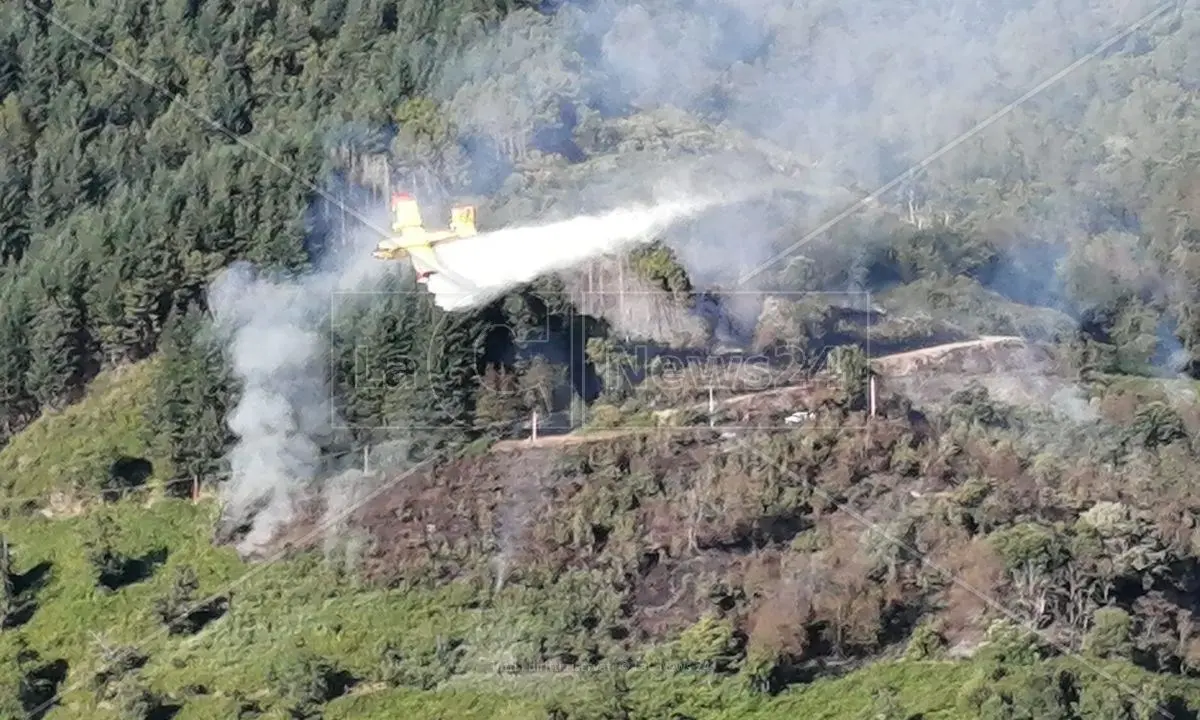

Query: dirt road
[
  {"left": 491, "top": 335, "right": 1030, "bottom": 453},
  {"left": 871, "top": 335, "right": 1023, "bottom": 368}
]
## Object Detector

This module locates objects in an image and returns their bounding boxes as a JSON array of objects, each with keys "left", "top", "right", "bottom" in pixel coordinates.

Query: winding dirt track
[
  {"left": 870, "top": 335, "right": 1024, "bottom": 373},
  {"left": 491, "top": 335, "right": 1028, "bottom": 452},
  {"left": 873, "top": 335, "right": 1021, "bottom": 362}
]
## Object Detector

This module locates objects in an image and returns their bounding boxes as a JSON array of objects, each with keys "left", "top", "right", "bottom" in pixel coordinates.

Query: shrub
[
  {"left": 377, "top": 638, "right": 464, "bottom": 690},
  {"left": 905, "top": 622, "right": 947, "bottom": 660},
  {"left": 987, "top": 523, "right": 1064, "bottom": 572},
  {"left": 977, "top": 619, "right": 1043, "bottom": 666},
  {"left": 1083, "top": 607, "right": 1133, "bottom": 660},
  {"left": 672, "top": 614, "right": 743, "bottom": 673},
  {"left": 92, "top": 643, "right": 149, "bottom": 702},
  {"left": 114, "top": 679, "right": 170, "bottom": 720},
  {"left": 587, "top": 404, "right": 624, "bottom": 429},
  {"left": 267, "top": 652, "right": 350, "bottom": 718},
  {"left": 153, "top": 566, "right": 199, "bottom": 634}
]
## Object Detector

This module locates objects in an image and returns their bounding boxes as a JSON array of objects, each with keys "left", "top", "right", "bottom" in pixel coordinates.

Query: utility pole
[
  {"left": 708, "top": 387, "right": 715, "bottom": 427},
  {"left": 869, "top": 376, "right": 877, "bottom": 418},
  {"left": 531, "top": 411, "right": 539, "bottom": 442},
  {"left": 363, "top": 444, "right": 371, "bottom": 475},
  {"left": 596, "top": 259, "right": 604, "bottom": 321},
  {"left": 618, "top": 256, "right": 626, "bottom": 339}
]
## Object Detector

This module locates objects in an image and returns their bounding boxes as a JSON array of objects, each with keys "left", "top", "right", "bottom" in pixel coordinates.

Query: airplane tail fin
[
  {"left": 391, "top": 192, "right": 424, "bottom": 232},
  {"left": 450, "top": 205, "right": 477, "bottom": 237}
]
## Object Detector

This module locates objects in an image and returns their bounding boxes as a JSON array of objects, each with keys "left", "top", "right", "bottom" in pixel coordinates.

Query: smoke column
[{"left": 208, "top": 238, "right": 393, "bottom": 556}]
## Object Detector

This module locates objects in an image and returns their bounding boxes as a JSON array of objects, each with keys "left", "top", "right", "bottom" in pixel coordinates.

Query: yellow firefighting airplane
[{"left": 371, "top": 192, "right": 479, "bottom": 286}]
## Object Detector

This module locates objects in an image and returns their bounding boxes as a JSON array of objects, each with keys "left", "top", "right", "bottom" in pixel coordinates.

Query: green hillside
[
  {"left": 6, "top": 344, "right": 1200, "bottom": 718},
  {"left": 4, "top": 0, "right": 1200, "bottom": 717},
  {"left": 0, "top": 361, "right": 167, "bottom": 502},
  {"left": 0, "top": 374, "right": 988, "bottom": 718}
]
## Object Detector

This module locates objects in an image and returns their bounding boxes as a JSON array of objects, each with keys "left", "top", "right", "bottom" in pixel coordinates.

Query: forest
[{"left": 2, "top": 0, "right": 1200, "bottom": 717}]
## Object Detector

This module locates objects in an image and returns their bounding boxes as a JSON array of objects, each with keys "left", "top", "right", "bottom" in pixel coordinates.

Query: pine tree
[
  {"left": 0, "top": 277, "right": 33, "bottom": 436},
  {"left": 86, "top": 209, "right": 142, "bottom": 365},
  {"left": 473, "top": 365, "right": 526, "bottom": 436},
  {"left": 0, "top": 31, "right": 19, "bottom": 100},
  {"left": 412, "top": 300, "right": 490, "bottom": 440},
  {"left": 24, "top": 280, "right": 87, "bottom": 410},
  {"left": 0, "top": 637, "right": 35, "bottom": 719},
  {"left": 0, "top": 95, "right": 33, "bottom": 264},
  {"left": 151, "top": 303, "right": 232, "bottom": 495},
  {"left": 344, "top": 279, "right": 419, "bottom": 437},
  {"left": 151, "top": 307, "right": 193, "bottom": 483},
  {"left": 206, "top": 47, "right": 254, "bottom": 136},
  {"left": 517, "top": 355, "right": 568, "bottom": 417}
]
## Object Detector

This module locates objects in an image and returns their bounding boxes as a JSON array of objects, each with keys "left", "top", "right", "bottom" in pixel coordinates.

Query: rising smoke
[
  {"left": 209, "top": 0, "right": 1176, "bottom": 553},
  {"left": 207, "top": 235, "right": 392, "bottom": 554}
]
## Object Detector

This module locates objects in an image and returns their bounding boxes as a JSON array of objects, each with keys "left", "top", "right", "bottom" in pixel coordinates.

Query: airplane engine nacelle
[{"left": 450, "top": 205, "right": 477, "bottom": 236}]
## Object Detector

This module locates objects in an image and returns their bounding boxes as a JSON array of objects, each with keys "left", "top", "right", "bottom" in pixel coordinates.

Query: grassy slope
[
  {"left": 321, "top": 660, "right": 978, "bottom": 719},
  {"left": 4, "top": 357, "right": 1199, "bottom": 718},
  {"left": 0, "top": 359, "right": 170, "bottom": 501},
  {"left": 3, "top": 489, "right": 986, "bottom": 719}
]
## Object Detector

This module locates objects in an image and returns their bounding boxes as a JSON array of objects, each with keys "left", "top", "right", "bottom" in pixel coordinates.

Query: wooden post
[
  {"left": 869, "top": 376, "right": 877, "bottom": 418},
  {"left": 191, "top": 476, "right": 199, "bottom": 504}
]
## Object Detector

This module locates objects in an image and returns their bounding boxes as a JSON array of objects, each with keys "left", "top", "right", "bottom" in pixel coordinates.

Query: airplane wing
[
  {"left": 371, "top": 229, "right": 455, "bottom": 259},
  {"left": 402, "top": 238, "right": 481, "bottom": 294}
]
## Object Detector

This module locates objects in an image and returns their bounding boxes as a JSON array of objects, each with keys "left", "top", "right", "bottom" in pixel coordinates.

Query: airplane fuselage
[{"left": 372, "top": 193, "right": 478, "bottom": 286}]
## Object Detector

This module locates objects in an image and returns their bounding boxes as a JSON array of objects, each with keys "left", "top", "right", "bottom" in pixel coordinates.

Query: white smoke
[
  {"left": 425, "top": 197, "right": 715, "bottom": 312},
  {"left": 208, "top": 239, "right": 394, "bottom": 556}
]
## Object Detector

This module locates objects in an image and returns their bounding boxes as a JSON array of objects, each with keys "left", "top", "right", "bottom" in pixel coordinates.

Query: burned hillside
[{"left": 260, "top": 367, "right": 1200, "bottom": 686}]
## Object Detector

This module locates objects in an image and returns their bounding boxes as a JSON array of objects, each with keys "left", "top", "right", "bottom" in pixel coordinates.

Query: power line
[{"left": 0, "top": 444, "right": 385, "bottom": 508}]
